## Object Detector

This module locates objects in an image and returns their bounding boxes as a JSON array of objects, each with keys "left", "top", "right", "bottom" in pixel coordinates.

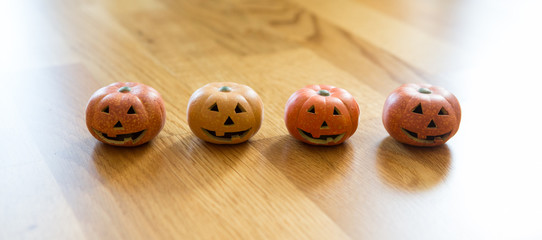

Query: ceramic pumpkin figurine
[
  {"left": 285, "top": 85, "right": 360, "bottom": 146},
  {"left": 187, "top": 82, "right": 263, "bottom": 144},
  {"left": 382, "top": 83, "right": 461, "bottom": 147},
  {"left": 86, "top": 82, "right": 166, "bottom": 147}
]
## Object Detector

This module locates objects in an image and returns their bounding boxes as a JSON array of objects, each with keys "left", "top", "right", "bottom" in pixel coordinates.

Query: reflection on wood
[{"left": 376, "top": 137, "right": 451, "bottom": 191}]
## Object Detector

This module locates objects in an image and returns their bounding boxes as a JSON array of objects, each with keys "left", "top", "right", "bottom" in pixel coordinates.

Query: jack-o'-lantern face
[
  {"left": 383, "top": 83, "right": 461, "bottom": 147},
  {"left": 187, "top": 82, "right": 263, "bottom": 144},
  {"left": 285, "top": 85, "right": 360, "bottom": 145},
  {"left": 86, "top": 82, "right": 166, "bottom": 147}
]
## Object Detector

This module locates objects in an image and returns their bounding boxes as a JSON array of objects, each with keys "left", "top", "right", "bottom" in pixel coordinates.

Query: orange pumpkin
[
  {"left": 382, "top": 83, "right": 461, "bottom": 147},
  {"left": 285, "top": 85, "right": 360, "bottom": 145},
  {"left": 86, "top": 82, "right": 166, "bottom": 147},
  {"left": 187, "top": 82, "right": 263, "bottom": 144}
]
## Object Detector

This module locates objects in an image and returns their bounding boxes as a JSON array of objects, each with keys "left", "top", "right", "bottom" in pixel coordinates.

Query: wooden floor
[{"left": 2, "top": 0, "right": 542, "bottom": 239}]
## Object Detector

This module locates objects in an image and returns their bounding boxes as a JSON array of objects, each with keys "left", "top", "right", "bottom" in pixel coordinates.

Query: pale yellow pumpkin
[{"left": 187, "top": 82, "right": 263, "bottom": 144}]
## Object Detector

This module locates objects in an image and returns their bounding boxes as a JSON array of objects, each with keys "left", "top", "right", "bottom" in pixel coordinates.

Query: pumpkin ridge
[
  {"left": 305, "top": 85, "right": 321, "bottom": 92},
  {"left": 322, "top": 93, "right": 327, "bottom": 115},
  {"left": 284, "top": 93, "right": 300, "bottom": 134},
  {"left": 405, "top": 94, "right": 420, "bottom": 116},
  {"left": 286, "top": 90, "right": 311, "bottom": 134},
  {"left": 244, "top": 95, "right": 263, "bottom": 131},
  {"left": 441, "top": 91, "right": 462, "bottom": 123},
  {"left": 296, "top": 94, "right": 322, "bottom": 126},
  {"left": 289, "top": 92, "right": 309, "bottom": 133},
  {"left": 335, "top": 96, "right": 357, "bottom": 136}
]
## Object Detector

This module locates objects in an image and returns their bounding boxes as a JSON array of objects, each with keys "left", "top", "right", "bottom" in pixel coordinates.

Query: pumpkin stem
[
  {"left": 317, "top": 90, "right": 330, "bottom": 96},
  {"left": 418, "top": 88, "right": 432, "bottom": 94},
  {"left": 219, "top": 86, "right": 232, "bottom": 92},
  {"left": 118, "top": 86, "right": 131, "bottom": 93}
]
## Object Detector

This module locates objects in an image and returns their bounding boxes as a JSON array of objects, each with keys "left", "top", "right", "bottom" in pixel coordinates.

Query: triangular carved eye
[
  {"left": 307, "top": 105, "right": 315, "bottom": 113},
  {"left": 333, "top": 107, "right": 341, "bottom": 115},
  {"left": 127, "top": 106, "right": 136, "bottom": 114},
  {"left": 102, "top": 106, "right": 109, "bottom": 114},
  {"left": 412, "top": 103, "right": 423, "bottom": 114},
  {"left": 209, "top": 103, "right": 219, "bottom": 112},
  {"left": 438, "top": 107, "right": 449, "bottom": 115},
  {"left": 235, "top": 104, "right": 246, "bottom": 113}
]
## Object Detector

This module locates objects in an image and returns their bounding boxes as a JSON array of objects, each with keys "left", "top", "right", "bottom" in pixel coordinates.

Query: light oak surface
[{"left": 2, "top": 0, "right": 542, "bottom": 239}]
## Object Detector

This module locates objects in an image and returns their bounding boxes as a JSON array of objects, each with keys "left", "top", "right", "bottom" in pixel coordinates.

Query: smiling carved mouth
[
  {"left": 202, "top": 128, "right": 251, "bottom": 142},
  {"left": 297, "top": 128, "right": 345, "bottom": 145},
  {"left": 401, "top": 128, "right": 451, "bottom": 143},
  {"left": 93, "top": 129, "right": 146, "bottom": 144}
]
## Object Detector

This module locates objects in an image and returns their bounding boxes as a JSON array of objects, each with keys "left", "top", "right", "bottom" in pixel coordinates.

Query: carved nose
[
  {"left": 320, "top": 121, "right": 329, "bottom": 129},
  {"left": 114, "top": 121, "right": 123, "bottom": 128},
  {"left": 224, "top": 116, "right": 234, "bottom": 126},
  {"left": 427, "top": 120, "right": 437, "bottom": 128}
]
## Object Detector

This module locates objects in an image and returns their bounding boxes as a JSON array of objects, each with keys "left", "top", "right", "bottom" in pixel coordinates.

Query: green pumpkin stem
[
  {"left": 118, "top": 86, "right": 132, "bottom": 93},
  {"left": 219, "top": 86, "right": 232, "bottom": 92},
  {"left": 418, "top": 88, "right": 432, "bottom": 94},
  {"left": 317, "top": 89, "right": 330, "bottom": 96}
]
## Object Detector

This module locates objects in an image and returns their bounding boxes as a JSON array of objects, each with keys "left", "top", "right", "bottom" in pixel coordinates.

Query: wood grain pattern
[{"left": 2, "top": 0, "right": 542, "bottom": 239}]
